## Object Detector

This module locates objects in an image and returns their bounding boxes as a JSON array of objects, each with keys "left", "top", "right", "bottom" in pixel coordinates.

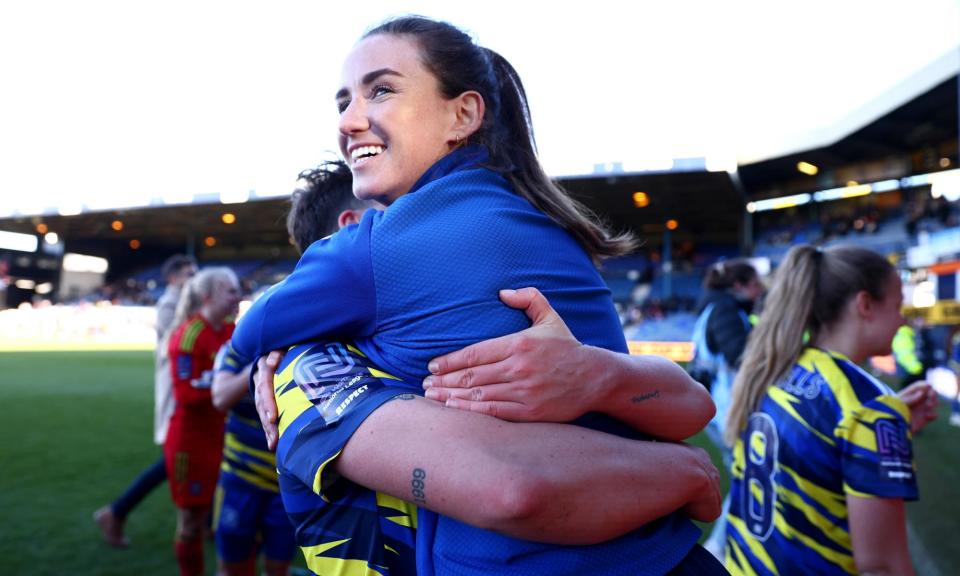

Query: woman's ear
[
  {"left": 337, "top": 209, "right": 363, "bottom": 230},
  {"left": 448, "top": 90, "right": 485, "bottom": 144},
  {"left": 854, "top": 290, "right": 875, "bottom": 319}
]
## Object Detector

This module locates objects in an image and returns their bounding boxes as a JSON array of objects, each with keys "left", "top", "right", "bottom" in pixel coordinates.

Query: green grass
[
  {"left": 1, "top": 351, "right": 958, "bottom": 574},
  {"left": 0, "top": 351, "right": 308, "bottom": 576}
]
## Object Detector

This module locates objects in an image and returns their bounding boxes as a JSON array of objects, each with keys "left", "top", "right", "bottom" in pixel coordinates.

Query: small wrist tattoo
[{"left": 631, "top": 390, "right": 661, "bottom": 404}]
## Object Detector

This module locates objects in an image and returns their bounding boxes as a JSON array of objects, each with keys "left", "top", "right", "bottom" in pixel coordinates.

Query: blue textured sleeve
[
  {"left": 214, "top": 342, "right": 247, "bottom": 374},
  {"left": 232, "top": 214, "right": 379, "bottom": 361}
]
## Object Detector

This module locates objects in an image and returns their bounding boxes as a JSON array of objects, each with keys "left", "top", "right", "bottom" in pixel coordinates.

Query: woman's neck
[
  {"left": 200, "top": 309, "right": 222, "bottom": 331},
  {"left": 813, "top": 323, "right": 866, "bottom": 364}
]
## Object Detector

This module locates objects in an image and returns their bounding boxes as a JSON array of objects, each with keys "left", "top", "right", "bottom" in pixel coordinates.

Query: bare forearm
[
  {"left": 337, "top": 396, "right": 716, "bottom": 544},
  {"left": 212, "top": 366, "right": 253, "bottom": 412},
  {"left": 589, "top": 349, "right": 715, "bottom": 440}
]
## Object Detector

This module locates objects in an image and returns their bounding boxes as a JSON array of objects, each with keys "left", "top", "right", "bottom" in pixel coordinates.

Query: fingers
[
  {"left": 499, "top": 287, "right": 559, "bottom": 326},
  {"left": 428, "top": 337, "right": 512, "bottom": 376},
  {"left": 425, "top": 381, "right": 514, "bottom": 402},
  {"left": 254, "top": 353, "right": 282, "bottom": 451},
  {"left": 424, "top": 361, "right": 510, "bottom": 391},
  {"left": 266, "top": 349, "right": 284, "bottom": 370},
  {"left": 442, "top": 398, "right": 528, "bottom": 421}
]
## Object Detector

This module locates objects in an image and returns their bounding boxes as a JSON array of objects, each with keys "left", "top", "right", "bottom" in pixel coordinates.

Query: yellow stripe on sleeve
[{"left": 301, "top": 539, "right": 385, "bottom": 576}]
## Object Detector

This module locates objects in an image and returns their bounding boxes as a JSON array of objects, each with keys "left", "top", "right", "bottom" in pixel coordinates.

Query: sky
[{"left": 0, "top": 0, "right": 958, "bottom": 218}]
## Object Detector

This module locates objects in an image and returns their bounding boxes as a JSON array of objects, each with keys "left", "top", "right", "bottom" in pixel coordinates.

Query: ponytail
[
  {"left": 724, "top": 246, "right": 818, "bottom": 445},
  {"left": 484, "top": 49, "right": 637, "bottom": 262},
  {"left": 165, "top": 267, "right": 237, "bottom": 347},
  {"left": 724, "top": 244, "right": 896, "bottom": 446}
]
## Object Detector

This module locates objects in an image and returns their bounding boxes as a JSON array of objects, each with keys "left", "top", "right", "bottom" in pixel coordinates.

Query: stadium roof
[{"left": 739, "top": 50, "right": 960, "bottom": 195}]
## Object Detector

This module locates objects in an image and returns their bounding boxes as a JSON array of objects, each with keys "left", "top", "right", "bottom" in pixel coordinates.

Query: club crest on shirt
[
  {"left": 875, "top": 419, "right": 914, "bottom": 481},
  {"left": 292, "top": 342, "right": 383, "bottom": 425}
]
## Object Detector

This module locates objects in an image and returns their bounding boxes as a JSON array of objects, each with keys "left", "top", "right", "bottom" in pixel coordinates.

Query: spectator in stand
[{"left": 94, "top": 254, "right": 197, "bottom": 548}]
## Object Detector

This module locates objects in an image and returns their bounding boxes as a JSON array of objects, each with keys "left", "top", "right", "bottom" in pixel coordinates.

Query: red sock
[{"left": 174, "top": 538, "right": 204, "bottom": 576}]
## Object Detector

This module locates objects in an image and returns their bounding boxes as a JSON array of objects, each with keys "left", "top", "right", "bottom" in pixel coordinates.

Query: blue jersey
[
  {"left": 275, "top": 342, "right": 418, "bottom": 576},
  {"left": 726, "top": 348, "right": 918, "bottom": 575},
  {"left": 233, "top": 146, "right": 700, "bottom": 575},
  {"left": 213, "top": 344, "right": 278, "bottom": 492}
]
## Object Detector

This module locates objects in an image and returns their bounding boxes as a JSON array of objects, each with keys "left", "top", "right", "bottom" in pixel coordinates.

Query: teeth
[{"left": 351, "top": 145, "right": 385, "bottom": 161}]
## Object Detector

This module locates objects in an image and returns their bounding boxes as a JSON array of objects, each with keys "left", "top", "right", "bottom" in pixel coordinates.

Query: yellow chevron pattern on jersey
[
  {"left": 726, "top": 347, "right": 918, "bottom": 575},
  {"left": 301, "top": 539, "right": 386, "bottom": 576},
  {"left": 778, "top": 463, "right": 846, "bottom": 519},
  {"left": 767, "top": 386, "right": 835, "bottom": 447},
  {"left": 220, "top": 433, "right": 279, "bottom": 491},
  {"left": 178, "top": 319, "right": 205, "bottom": 352},
  {"left": 726, "top": 515, "right": 775, "bottom": 574},
  {"left": 274, "top": 348, "right": 313, "bottom": 438},
  {"left": 376, "top": 492, "right": 417, "bottom": 529}
]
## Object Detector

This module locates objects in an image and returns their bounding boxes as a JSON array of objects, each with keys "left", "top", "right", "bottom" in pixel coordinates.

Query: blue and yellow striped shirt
[{"left": 726, "top": 347, "right": 918, "bottom": 575}]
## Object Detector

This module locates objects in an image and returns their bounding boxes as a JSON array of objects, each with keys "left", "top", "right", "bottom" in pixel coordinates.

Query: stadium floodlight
[
  {"left": 14, "top": 279, "right": 36, "bottom": 290},
  {"left": 797, "top": 161, "right": 819, "bottom": 176},
  {"left": 220, "top": 189, "right": 251, "bottom": 204},
  {"left": 44, "top": 232, "right": 59, "bottom": 245},
  {"left": 58, "top": 204, "right": 83, "bottom": 217},
  {"left": 931, "top": 169, "right": 960, "bottom": 202},
  {"left": 63, "top": 253, "right": 109, "bottom": 274},
  {"left": 870, "top": 179, "right": 900, "bottom": 193},
  {"left": 812, "top": 184, "right": 871, "bottom": 202},
  {"left": 747, "top": 193, "right": 812, "bottom": 213},
  {"left": 0, "top": 230, "right": 39, "bottom": 253}
]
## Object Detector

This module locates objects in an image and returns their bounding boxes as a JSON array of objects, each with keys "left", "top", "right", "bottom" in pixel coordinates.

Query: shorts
[
  {"left": 165, "top": 426, "right": 224, "bottom": 508},
  {"left": 214, "top": 474, "right": 296, "bottom": 563}
]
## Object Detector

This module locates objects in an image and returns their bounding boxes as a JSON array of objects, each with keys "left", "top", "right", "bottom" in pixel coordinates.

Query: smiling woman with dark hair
[{"left": 233, "top": 15, "right": 725, "bottom": 576}]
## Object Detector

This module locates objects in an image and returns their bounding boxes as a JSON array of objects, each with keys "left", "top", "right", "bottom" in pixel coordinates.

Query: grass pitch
[{"left": 1, "top": 351, "right": 957, "bottom": 574}]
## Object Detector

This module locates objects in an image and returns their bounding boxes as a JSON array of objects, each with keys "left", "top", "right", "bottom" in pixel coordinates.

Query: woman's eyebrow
[{"left": 335, "top": 68, "right": 404, "bottom": 101}]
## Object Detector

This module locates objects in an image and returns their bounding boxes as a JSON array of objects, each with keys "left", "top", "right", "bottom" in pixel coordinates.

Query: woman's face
[
  {"left": 337, "top": 34, "right": 460, "bottom": 205},
  {"left": 867, "top": 272, "right": 905, "bottom": 356},
  {"left": 733, "top": 276, "right": 764, "bottom": 303},
  {"left": 207, "top": 276, "right": 241, "bottom": 323}
]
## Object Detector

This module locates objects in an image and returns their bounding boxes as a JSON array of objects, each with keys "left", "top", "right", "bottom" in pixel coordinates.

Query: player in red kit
[{"left": 164, "top": 266, "right": 241, "bottom": 576}]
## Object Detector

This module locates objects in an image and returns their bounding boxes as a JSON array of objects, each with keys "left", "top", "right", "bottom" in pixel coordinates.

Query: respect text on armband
[{"left": 292, "top": 342, "right": 385, "bottom": 425}]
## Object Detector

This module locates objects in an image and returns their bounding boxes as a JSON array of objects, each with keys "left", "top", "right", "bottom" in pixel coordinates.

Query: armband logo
[
  {"left": 876, "top": 419, "right": 913, "bottom": 481},
  {"left": 292, "top": 342, "right": 385, "bottom": 425}
]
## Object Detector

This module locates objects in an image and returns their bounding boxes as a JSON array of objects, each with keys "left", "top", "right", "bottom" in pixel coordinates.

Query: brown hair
[
  {"left": 703, "top": 258, "right": 758, "bottom": 291},
  {"left": 363, "top": 16, "right": 637, "bottom": 262}
]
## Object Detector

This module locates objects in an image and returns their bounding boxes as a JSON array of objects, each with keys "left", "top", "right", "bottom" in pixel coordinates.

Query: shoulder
[{"left": 172, "top": 317, "right": 207, "bottom": 354}]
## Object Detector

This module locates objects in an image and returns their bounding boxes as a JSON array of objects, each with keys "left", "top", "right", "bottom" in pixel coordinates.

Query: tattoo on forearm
[
  {"left": 411, "top": 468, "right": 427, "bottom": 506},
  {"left": 631, "top": 390, "right": 661, "bottom": 404}
]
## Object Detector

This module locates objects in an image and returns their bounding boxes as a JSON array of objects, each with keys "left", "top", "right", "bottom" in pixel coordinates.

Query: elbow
[
  {"left": 211, "top": 390, "right": 229, "bottom": 412},
  {"left": 664, "top": 384, "right": 716, "bottom": 441},
  {"left": 470, "top": 470, "right": 552, "bottom": 532}
]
